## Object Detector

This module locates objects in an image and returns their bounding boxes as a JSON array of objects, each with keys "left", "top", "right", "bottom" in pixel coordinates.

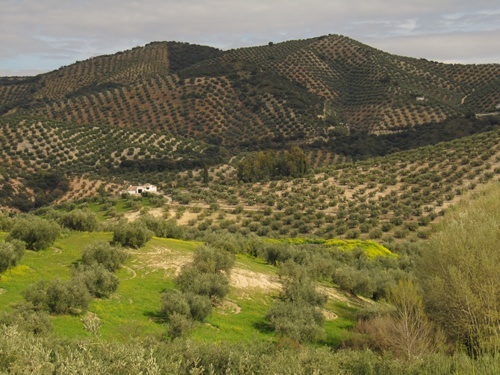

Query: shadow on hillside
[
  {"left": 143, "top": 310, "right": 166, "bottom": 324},
  {"left": 252, "top": 320, "right": 274, "bottom": 334}
]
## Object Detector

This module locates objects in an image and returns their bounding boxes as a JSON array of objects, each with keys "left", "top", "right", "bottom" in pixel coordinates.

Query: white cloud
[{"left": 0, "top": 0, "right": 499, "bottom": 76}]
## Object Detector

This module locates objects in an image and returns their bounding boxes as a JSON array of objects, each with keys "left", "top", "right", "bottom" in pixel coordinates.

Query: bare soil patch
[
  {"left": 230, "top": 268, "right": 280, "bottom": 291},
  {"left": 219, "top": 300, "right": 242, "bottom": 314},
  {"left": 128, "top": 246, "right": 192, "bottom": 277},
  {"left": 176, "top": 211, "right": 199, "bottom": 225},
  {"left": 322, "top": 309, "right": 338, "bottom": 320},
  {"left": 124, "top": 207, "right": 164, "bottom": 222},
  {"left": 318, "top": 286, "right": 350, "bottom": 303}
]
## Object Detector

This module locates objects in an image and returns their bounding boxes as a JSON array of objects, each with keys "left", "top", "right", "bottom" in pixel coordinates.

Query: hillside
[
  {"left": 1, "top": 35, "right": 499, "bottom": 148},
  {"left": 0, "top": 117, "right": 218, "bottom": 211},
  {"left": 1, "top": 33, "right": 499, "bottom": 374}
]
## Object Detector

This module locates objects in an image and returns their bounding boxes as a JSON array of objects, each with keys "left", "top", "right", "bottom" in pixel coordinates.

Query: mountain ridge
[{"left": 1, "top": 34, "right": 498, "bottom": 148}]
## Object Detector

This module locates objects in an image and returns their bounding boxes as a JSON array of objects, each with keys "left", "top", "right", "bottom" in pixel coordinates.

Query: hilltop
[{"left": 1, "top": 35, "right": 499, "bottom": 149}]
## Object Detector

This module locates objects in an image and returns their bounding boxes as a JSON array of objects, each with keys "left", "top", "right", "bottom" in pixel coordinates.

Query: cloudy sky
[{"left": 1, "top": 0, "right": 499, "bottom": 76}]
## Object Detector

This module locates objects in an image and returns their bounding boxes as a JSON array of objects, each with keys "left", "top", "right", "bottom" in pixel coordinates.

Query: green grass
[
  {"left": 1, "top": 232, "right": 360, "bottom": 346},
  {"left": 0, "top": 232, "right": 112, "bottom": 312},
  {"left": 320, "top": 301, "right": 357, "bottom": 347},
  {"left": 192, "top": 292, "right": 276, "bottom": 344}
]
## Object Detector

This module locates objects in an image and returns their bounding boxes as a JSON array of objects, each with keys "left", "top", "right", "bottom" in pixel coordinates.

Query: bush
[
  {"left": 192, "top": 245, "right": 235, "bottom": 274},
  {"left": 418, "top": 184, "right": 500, "bottom": 355},
  {"left": 60, "top": 209, "right": 99, "bottom": 231},
  {"left": 167, "top": 313, "right": 193, "bottom": 339},
  {"left": 82, "top": 241, "right": 126, "bottom": 272},
  {"left": 184, "top": 293, "right": 212, "bottom": 322},
  {"left": 266, "top": 301, "right": 325, "bottom": 343},
  {"left": 7, "top": 216, "right": 60, "bottom": 251},
  {"left": 138, "top": 215, "right": 184, "bottom": 239},
  {"left": 0, "top": 212, "right": 12, "bottom": 231},
  {"left": 0, "top": 306, "right": 53, "bottom": 336},
  {"left": 266, "top": 261, "right": 327, "bottom": 343},
  {"left": 176, "top": 267, "right": 230, "bottom": 302},
  {"left": 73, "top": 264, "right": 119, "bottom": 298},
  {"left": 23, "top": 278, "right": 91, "bottom": 314},
  {"left": 160, "top": 289, "right": 191, "bottom": 319},
  {"left": 113, "top": 221, "right": 153, "bottom": 248},
  {"left": 160, "top": 290, "right": 212, "bottom": 322},
  {"left": 0, "top": 240, "right": 25, "bottom": 274}
]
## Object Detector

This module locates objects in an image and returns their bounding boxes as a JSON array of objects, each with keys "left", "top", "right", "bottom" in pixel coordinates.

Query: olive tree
[
  {"left": 113, "top": 221, "right": 153, "bottom": 248},
  {"left": 7, "top": 216, "right": 60, "bottom": 251},
  {"left": 0, "top": 240, "right": 25, "bottom": 274}
]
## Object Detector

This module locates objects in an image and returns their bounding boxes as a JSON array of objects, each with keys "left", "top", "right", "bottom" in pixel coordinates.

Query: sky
[{"left": 1, "top": 0, "right": 499, "bottom": 76}]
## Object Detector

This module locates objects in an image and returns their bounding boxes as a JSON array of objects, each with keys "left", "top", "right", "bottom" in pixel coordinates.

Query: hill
[
  {"left": 1, "top": 35, "right": 499, "bottom": 148},
  {"left": 0, "top": 117, "right": 219, "bottom": 211}
]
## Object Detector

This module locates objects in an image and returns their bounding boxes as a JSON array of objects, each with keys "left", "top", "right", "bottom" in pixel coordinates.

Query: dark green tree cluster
[
  {"left": 237, "top": 146, "right": 308, "bottom": 182},
  {"left": 25, "top": 171, "right": 70, "bottom": 209},
  {"left": 160, "top": 245, "right": 235, "bottom": 338}
]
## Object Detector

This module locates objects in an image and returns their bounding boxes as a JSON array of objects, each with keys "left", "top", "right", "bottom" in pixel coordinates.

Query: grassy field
[{"left": 0, "top": 232, "right": 362, "bottom": 346}]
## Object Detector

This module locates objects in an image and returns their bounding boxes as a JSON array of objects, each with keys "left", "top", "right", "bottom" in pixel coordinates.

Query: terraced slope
[
  {"left": 159, "top": 129, "right": 500, "bottom": 241},
  {"left": 0, "top": 116, "right": 211, "bottom": 210},
  {"left": 1, "top": 35, "right": 498, "bottom": 147},
  {"left": 0, "top": 42, "right": 221, "bottom": 114}
]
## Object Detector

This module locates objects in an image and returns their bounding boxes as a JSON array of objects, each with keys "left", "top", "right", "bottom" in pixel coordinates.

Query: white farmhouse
[{"left": 122, "top": 183, "right": 158, "bottom": 195}]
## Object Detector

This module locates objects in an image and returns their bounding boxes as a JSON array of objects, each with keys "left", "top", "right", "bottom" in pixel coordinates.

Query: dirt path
[{"left": 122, "top": 265, "right": 137, "bottom": 279}]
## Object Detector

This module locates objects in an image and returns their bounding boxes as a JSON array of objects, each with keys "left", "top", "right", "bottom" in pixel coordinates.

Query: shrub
[
  {"left": 60, "top": 209, "right": 99, "bottom": 231},
  {"left": 73, "top": 264, "right": 119, "bottom": 298},
  {"left": 112, "top": 221, "right": 153, "bottom": 248},
  {"left": 82, "top": 241, "right": 126, "bottom": 272},
  {"left": 137, "top": 215, "right": 184, "bottom": 239},
  {"left": 418, "top": 185, "right": 500, "bottom": 355},
  {"left": 176, "top": 267, "right": 230, "bottom": 302},
  {"left": 160, "top": 289, "right": 191, "bottom": 319},
  {"left": 7, "top": 216, "right": 60, "bottom": 251},
  {"left": 167, "top": 312, "right": 193, "bottom": 339},
  {"left": 0, "top": 212, "right": 12, "bottom": 231},
  {"left": 23, "top": 279, "right": 91, "bottom": 314},
  {"left": 191, "top": 245, "right": 235, "bottom": 274},
  {"left": 184, "top": 293, "right": 212, "bottom": 322},
  {"left": 160, "top": 290, "right": 213, "bottom": 323},
  {"left": 0, "top": 305, "right": 53, "bottom": 336},
  {"left": 266, "top": 301, "right": 325, "bottom": 343}
]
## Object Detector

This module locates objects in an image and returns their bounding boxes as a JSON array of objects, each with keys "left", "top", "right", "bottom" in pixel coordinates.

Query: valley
[{"left": 0, "top": 34, "right": 499, "bottom": 374}]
